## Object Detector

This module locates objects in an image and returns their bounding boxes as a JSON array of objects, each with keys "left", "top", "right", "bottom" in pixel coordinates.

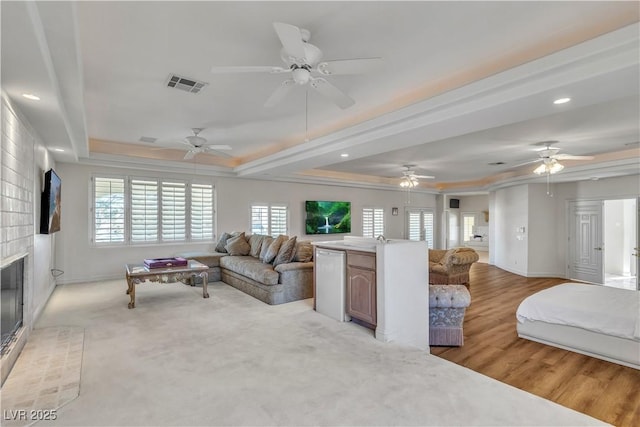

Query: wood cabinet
[{"left": 346, "top": 251, "right": 376, "bottom": 326}]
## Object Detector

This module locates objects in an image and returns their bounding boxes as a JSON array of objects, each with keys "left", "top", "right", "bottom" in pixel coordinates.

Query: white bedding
[{"left": 516, "top": 283, "right": 640, "bottom": 341}]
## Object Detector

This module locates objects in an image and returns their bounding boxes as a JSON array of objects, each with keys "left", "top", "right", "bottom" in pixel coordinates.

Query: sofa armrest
[
  {"left": 429, "top": 249, "right": 448, "bottom": 264},
  {"left": 450, "top": 250, "right": 479, "bottom": 265}
]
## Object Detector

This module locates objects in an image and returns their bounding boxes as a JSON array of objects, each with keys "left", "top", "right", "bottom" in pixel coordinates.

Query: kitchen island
[{"left": 313, "top": 237, "right": 429, "bottom": 350}]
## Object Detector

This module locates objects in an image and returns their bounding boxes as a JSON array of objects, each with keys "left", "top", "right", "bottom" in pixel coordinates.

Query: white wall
[
  {"left": 489, "top": 175, "right": 640, "bottom": 279},
  {"left": 527, "top": 184, "right": 562, "bottom": 276},
  {"left": 55, "top": 163, "right": 437, "bottom": 284},
  {"left": 492, "top": 184, "right": 529, "bottom": 276}
]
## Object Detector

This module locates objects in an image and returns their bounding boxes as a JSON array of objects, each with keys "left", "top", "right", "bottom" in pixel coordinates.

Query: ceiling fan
[
  {"left": 172, "top": 128, "right": 232, "bottom": 160},
  {"left": 522, "top": 141, "right": 594, "bottom": 175},
  {"left": 399, "top": 164, "right": 435, "bottom": 188},
  {"left": 210, "top": 22, "right": 382, "bottom": 109}
]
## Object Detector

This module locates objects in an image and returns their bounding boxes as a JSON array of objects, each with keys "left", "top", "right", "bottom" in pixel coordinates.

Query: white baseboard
[
  {"left": 525, "top": 271, "right": 566, "bottom": 278},
  {"left": 57, "top": 273, "right": 122, "bottom": 285},
  {"left": 496, "top": 264, "right": 527, "bottom": 277}
]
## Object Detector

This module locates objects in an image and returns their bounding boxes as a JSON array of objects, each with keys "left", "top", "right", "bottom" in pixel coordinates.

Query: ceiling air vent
[
  {"left": 139, "top": 136, "right": 157, "bottom": 143},
  {"left": 165, "top": 74, "right": 208, "bottom": 94}
]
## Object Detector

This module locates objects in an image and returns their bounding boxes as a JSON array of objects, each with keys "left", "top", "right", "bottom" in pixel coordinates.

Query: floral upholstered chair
[{"left": 428, "top": 247, "right": 479, "bottom": 286}]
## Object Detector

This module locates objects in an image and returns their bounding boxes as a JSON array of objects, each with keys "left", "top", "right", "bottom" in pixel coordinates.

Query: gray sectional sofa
[{"left": 177, "top": 233, "right": 313, "bottom": 305}]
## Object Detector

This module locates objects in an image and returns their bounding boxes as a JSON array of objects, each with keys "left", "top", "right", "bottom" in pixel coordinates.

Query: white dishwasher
[{"left": 315, "top": 248, "right": 347, "bottom": 322}]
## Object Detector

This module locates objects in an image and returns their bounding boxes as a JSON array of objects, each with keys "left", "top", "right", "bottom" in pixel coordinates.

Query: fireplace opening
[{"left": 1, "top": 256, "right": 24, "bottom": 355}]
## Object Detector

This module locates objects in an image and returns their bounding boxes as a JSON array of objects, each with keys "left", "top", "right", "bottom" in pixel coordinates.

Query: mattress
[{"left": 516, "top": 282, "right": 640, "bottom": 341}]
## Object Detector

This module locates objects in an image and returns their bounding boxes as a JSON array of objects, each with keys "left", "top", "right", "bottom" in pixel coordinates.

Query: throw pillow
[
  {"left": 263, "top": 235, "right": 287, "bottom": 264},
  {"left": 259, "top": 236, "right": 274, "bottom": 261},
  {"left": 248, "top": 234, "right": 266, "bottom": 258},
  {"left": 293, "top": 240, "right": 313, "bottom": 262},
  {"left": 273, "top": 236, "right": 297, "bottom": 267},
  {"left": 225, "top": 233, "right": 251, "bottom": 256},
  {"left": 214, "top": 232, "right": 232, "bottom": 253}
]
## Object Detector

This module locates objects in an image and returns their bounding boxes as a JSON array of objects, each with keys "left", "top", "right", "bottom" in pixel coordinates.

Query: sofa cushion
[
  {"left": 273, "top": 236, "right": 297, "bottom": 267},
  {"left": 293, "top": 240, "right": 313, "bottom": 262},
  {"left": 259, "top": 236, "right": 274, "bottom": 261},
  {"left": 226, "top": 233, "right": 251, "bottom": 256},
  {"left": 429, "top": 285, "right": 471, "bottom": 308},
  {"left": 263, "top": 235, "right": 287, "bottom": 264},
  {"left": 248, "top": 234, "right": 267, "bottom": 258},
  {"left": 220, "top": 256, "right": 279, "bottom": 285},
  {"left": 215, "top": 232, "right": 232, "bottom": 253}
]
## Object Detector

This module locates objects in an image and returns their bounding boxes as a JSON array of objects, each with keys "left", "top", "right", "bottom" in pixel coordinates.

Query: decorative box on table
[{"left": 143, "top": 257, "right": 188, "bottom": 269}]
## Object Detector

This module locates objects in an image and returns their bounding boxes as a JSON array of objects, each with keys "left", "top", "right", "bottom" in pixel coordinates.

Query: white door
[{"left": 568, "top": 200, "right": 603, "bottom": 284}]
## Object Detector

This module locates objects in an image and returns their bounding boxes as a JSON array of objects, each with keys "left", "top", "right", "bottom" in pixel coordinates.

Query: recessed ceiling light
[
  {"left": 553, "top": 97, "right": 571, "bottom": 105},
  {"left": 340, "top": 153, "right": 349, "bottom": 158},
  {"left": 22, "top": 93, "right": 40, "bottom": 101},
  {"left": 488, "top": 161, "right": 505, "bottom": 165},
  {"left": 53, "top": 148, "right": 65, "bottom": 152}
]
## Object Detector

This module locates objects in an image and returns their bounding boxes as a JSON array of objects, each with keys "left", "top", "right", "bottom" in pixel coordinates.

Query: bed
[{"left": 516, "top": 283, "right": 640, "bottom": 370}]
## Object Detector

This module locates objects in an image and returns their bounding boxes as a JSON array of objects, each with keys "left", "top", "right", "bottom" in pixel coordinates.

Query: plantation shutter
[
  {"left": 161, "top": 181, "right": 186, "bottom": 241},
  {"left": 363, "top": 208, "right": 384, "bottom": 238},
  {"left": 270, "top": 205, "right": 288, "bottom": 237},
  {"left": 94, "top": 177, "right": 125, "bottom": 243},
  {"left": 251, "top": 205, "right": 270, "bottom": 235},
  {"left": 408, "top": 211, "right": 421, "bottom": 241},
  {"left": 423, "top": 211, "right": 434, "bottom": 249},
  {"left": 131, "top": 179, "right": 158, "bottom": 242},
  {"left": 191, "top": 184, "right": 214, "bottom": 240}
]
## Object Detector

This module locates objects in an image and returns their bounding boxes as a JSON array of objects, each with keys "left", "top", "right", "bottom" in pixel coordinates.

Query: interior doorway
[{"left": 603, "top": 198, "right": 637, "bottom": 290}]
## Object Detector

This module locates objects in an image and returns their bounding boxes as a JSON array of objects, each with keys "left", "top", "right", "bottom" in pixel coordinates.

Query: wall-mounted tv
[
  {"left": 305, "top": 200, "right": 351, "bottom": 235},
  {"left": 40, "top": 168, "right": 61, "bottom": 234}
]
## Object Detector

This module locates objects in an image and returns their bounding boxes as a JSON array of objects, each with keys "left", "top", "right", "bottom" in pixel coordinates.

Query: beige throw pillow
[
  {"left": 225, "top": 233, "right": 251, "bottom": 256},
  {"left": 293, "top": 240, "right": 313, "bottom": 262},
  {"left": 248, "top": 234, "right": 266, "bottom": 258},
  {"left": 263, "top": 235, "right": 287, "bottom": 264},
  {"left": 273, "top": 236, "right": 297, "bottom": 267},
  {"left": 259, "top": 236, "right": 274, "bottom": 261}
]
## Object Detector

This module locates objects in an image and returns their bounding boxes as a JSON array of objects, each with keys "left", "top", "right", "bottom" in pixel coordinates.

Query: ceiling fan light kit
[{"left": 533, "top": 160, "right": 564, "bottom": 175}]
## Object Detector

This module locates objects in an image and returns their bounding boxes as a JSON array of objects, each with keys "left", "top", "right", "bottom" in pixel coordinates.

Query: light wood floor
[{"left": 430, "top": 262, "right": 640, "bottom": 427}]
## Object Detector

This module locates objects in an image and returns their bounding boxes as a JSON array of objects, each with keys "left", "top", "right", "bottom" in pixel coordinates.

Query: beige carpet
[
  {"left": 18, "top": 279, "right": 605, "bottom": 426},
  {"left": 1, "top": 327, "right": 83, "bottom": 427}
]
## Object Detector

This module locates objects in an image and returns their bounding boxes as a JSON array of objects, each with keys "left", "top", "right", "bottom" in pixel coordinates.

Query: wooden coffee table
[{"left": 124, "top": 260, "right": 209, "bottom": 309}]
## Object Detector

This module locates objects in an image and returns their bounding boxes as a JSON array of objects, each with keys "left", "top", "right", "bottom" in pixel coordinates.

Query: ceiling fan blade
[
  {"left": 316, "top": 58, "right": 383, "bottom": 75},
  {"left": 183, "top": 150, "right": 197, "bottom": 160},
  {"left": 273, "top": 22, "right": 306, "bottom": 60},
  {"left": 553, "top": 154, "right": 594, "bottom": 160},
  {"left": 203, "top": 148, "right": 233, "bottom": 158},
  {"left": 211, "top": 65, "right": 289, "bottom": 74},
  {"left": 264, "top": 79, "right": 296, "bottom": 107},
  {"left": 511, "top": 159, "right": 543, "bottom": 168},
  {"left": 309, "top": 77, "right": 355, "bottom": 109},
  {"left": 206, "top": 144, "right": 232, "bottom": 150},
  {"left": 414, "top": 175, "right": 435, "bottom": 179}
]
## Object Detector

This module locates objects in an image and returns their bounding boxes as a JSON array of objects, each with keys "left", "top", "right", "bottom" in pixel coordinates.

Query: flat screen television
[
  {"left": 40, "top": 168, "right": 62, "bottom": 234},
  {"left": 305, "top": 200, "right": 351, "bottom": 235}
]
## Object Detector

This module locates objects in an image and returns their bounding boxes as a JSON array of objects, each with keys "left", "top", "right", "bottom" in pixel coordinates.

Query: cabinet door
[{"left": 346, "top": 266, "right": 377, "bottom": 325}]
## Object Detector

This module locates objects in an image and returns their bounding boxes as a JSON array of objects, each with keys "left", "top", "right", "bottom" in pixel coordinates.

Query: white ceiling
[{"left": 2, "top": 1, "right": 639, "bottom": 193}]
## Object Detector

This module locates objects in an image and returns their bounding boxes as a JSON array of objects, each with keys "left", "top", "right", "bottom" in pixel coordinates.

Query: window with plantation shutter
[
  {"left": 92, "top": 175, "right": 215, "bottom": 245},
  {"left": 131, "top": 179, "right": 158, "bottom": 242},
  {"left": 161, "top": 181, "right": 186, "bottom": 241},
  {"left": 251, "top": 204, "right": 288, "bottom": 237},
  {"left": 362, "top": 207, "right": 384, "bottom": 238},
  {"left": 406, "top": 208, "right": 434, "bottom": 249},
  {"left": 191, "top": 184, "right": 214, "bottom": 240},
  {"left": 93, "top": 177, "right": 125, "bottom": 243}
]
